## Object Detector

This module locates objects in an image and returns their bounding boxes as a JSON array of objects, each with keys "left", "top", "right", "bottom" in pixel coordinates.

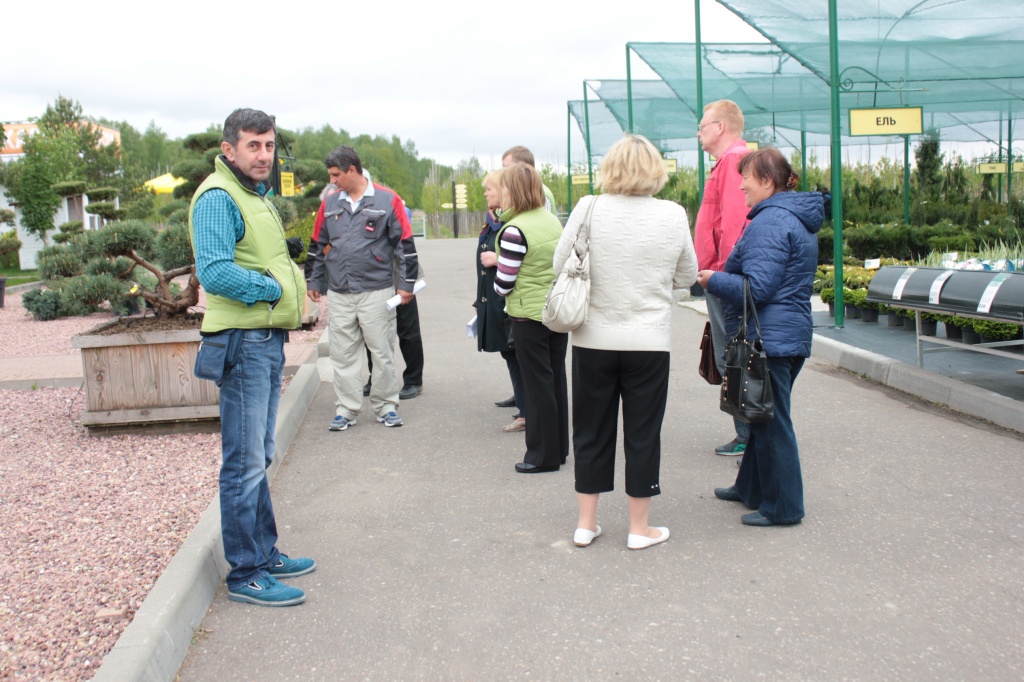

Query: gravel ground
[{"left": 0, "top": 288, "right": 328, "bottom": 680}]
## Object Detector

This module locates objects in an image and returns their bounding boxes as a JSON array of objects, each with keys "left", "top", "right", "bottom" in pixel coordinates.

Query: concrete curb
[
  {"left": 811, "top": 335, "right": 1024, "bottom": 435},
  {"left": 0, "top": 376, "right": 83, "bottom": 390},
  {"left": 91, "top": 361, "right": 322, "bottom": 682},
  {"left": 4, "top": 280, "right": 45, "bottom": 294}
]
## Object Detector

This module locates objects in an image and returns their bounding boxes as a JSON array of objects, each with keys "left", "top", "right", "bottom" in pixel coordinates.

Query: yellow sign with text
[
  {"left": 280, "top": 172, "right": 295, "bottom": 197},
  {"left": 976, "top": 163, "right": 1024, "bottom": 174},
  {"left": 849, "top": 107, "right": 923, "bottom": 136},
  {"left": 572, "top": 174, "right": 596, "bottom": 185},
  {"left": 977, "top": 162, "right": 1007, "bottom": 174},
  {"left": 663, "top": 158, "right": 677, "bottom": 173}
]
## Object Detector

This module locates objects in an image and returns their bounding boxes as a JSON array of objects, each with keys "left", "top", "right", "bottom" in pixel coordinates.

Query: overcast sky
[{"left": 4, "top": 1, "right": 765, "bottom": 169}]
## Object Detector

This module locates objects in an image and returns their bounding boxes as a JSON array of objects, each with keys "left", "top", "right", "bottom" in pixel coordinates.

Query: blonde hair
[
  {"left": 704, "top": 99, "right": 744, "bottom": 136},
  {"left": 597, "top": 134, "right": 669, "bottom": 196},
  {"left": 482, "top": 168, "right": 504, "bottom": 189},
  {"left": 498, "top": 162, "right": 545, "bottom": 213}
]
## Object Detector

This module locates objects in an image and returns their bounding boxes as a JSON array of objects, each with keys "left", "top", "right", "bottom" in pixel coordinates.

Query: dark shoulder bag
[
  {"left": 719, "top": 279, "right": 775, "bottom": 423},
  {"left": 698, "top": 321, "right": 722, "bottom": 385}
]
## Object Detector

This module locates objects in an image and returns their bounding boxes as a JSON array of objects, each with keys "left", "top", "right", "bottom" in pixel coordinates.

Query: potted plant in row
[
  {"left": 819, "top": 285, "right": 835, "bottom": 316},
  {"left": 843, "top": 287, "right": 861, "bottom": 319},
  {"left": 971, "top": 320, "right": 1022, "bottom": 345}
]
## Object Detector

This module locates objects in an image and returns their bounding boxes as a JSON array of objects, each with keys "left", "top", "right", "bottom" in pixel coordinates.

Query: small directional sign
[
  {"left": 280, "top": 172, "right": 295, "bottom": 197},
  {"left": 441, "top": 202, "right": 453, "bottom": 209}
]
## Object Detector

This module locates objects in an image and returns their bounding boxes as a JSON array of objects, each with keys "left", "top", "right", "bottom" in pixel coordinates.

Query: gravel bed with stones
[{"left": 0, "top": 288, "right": 327, "bottom": 679}]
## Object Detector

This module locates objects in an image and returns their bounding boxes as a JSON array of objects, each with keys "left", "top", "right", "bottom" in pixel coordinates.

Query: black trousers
[
  {"left": 572, "top": 347, "right": 669, "bottom": 498},
  {"left": 367, "top": 297, "right": 424, "bottom": 387},
  {"left": 511, "top": 319, "right": 568, "bottom": 468}
]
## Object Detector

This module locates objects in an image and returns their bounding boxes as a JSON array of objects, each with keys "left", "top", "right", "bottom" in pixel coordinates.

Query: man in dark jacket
[
  {"left": 309, "top": 183, "right": 424, "bottom": 400},
  {"left": 307, "top": 146, "right": 416, "bottom": 430}
]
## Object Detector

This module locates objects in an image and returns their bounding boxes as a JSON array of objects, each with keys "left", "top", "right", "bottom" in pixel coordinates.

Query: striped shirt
[
  {"left": 192, "top": 188, "right": 283, "bottom": 306},
  {"left": 494, "top": 226, "right": 527, "bottom": 296}
]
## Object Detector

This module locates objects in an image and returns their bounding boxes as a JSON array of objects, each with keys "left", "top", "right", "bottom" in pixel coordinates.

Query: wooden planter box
[{"left": 72, "top": 318, "right": 219, "bottom": 428}]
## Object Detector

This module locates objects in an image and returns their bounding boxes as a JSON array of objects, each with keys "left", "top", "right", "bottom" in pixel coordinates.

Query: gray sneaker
[
  {"left": 329, "top": 415, "right": 356, "bottom": 431},
  {"left": 715, "top": 438, "right": 747, "bottom": 456},
  {"left": 377, "top": 411, "right": 403, "bottom": 427}
]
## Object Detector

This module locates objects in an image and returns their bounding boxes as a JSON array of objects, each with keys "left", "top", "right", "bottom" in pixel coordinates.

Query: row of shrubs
[{"left": 817, "top": 218, "right": 1021, "bottom": 264}]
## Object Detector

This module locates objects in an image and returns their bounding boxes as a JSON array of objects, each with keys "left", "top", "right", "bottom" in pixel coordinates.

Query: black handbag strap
[{"left": 741, "top": 279, "right": 764, "bottom": 342}]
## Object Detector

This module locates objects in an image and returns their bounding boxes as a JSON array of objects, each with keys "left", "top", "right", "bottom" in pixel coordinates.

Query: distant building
[{"left": 0, "top": 120, "right": 121, "bottom": 269}]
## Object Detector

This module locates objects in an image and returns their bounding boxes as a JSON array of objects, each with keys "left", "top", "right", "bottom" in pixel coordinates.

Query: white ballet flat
[
  {"left": 573, "top": 525, "right": 602, "bottom": 547},
  {"left": 627, "top": 527, "right": 670, "bottom": 550}
]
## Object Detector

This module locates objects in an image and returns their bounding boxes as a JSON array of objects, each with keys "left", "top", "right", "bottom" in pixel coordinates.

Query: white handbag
[{"left": 542, "top": 196, "right": 597, "bottom": 333}]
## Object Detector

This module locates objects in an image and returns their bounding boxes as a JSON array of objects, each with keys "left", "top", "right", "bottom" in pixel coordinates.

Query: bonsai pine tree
[{"left": 24, "top": 217, "right": 198, "bottom": 320}]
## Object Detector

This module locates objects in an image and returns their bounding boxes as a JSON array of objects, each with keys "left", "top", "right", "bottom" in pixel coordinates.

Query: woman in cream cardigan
[{"left": 554, "top": 134, "right": 698, "bottom": 550}]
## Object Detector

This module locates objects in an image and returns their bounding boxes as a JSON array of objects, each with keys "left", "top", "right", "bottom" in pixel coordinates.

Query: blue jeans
[
  {"left": 218, "top": 328, "right": 285, "bottom": 589},
  {"left": 734, "top": 356, "right": 805, "bottom": 524},
  {"left": 706, "top": 292, "right": 750, "bottom": 444}
]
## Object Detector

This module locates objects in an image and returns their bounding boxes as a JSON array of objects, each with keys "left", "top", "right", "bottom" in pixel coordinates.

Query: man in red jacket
[{"left": 694, "top": 100, "right": 752, "bottom": 458}]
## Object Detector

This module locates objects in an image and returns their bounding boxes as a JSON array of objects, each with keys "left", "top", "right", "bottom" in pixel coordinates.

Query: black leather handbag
[{"left": 720, "top": 279, "right": 775, "bottom": 423}]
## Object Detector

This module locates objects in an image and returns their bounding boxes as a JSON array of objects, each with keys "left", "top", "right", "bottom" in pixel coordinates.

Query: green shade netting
[
  {"left": 630, "top": 40, "right": 1024, "bottom": 144},
  {"left": 711, "top": 0, "right": 1024, "bottom": 142}
]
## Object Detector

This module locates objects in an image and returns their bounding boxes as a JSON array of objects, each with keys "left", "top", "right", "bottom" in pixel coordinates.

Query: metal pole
[
  {"left": 1008, "top": 109, "right": 1014, "bottom": 204},
  {"left": 828, "top": 0, "right": 844, "bottom": 327},
  {"left": 998, "top": 112, "right": 1004, "bottom": 204},
  {"left": 695, "top": 0, "right": 706, "bottom": 204},
  {"left": 584, "top": 82, "right": 594, "bottom": 195},
  {"left": 903, "top": 135, "right": 911, "bottom": 224},
  {"left": 567, "top": 104, "right": 573, "bottom": 211},
  {"left": 801, "top": 130, "right": 807, "bottom": 192},
  {"left": 626, "top": 44, "right": 634, "bottom": 133},
  {"left": 451, "top": 181, "right": 458, "bottom": 238}
]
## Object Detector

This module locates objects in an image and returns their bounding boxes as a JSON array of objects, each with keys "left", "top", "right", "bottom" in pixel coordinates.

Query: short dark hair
[
  {"left": 502, "top": 145, "right": 535, "bottom": 167},
  {"left": 223, "top": 108, "right": 275, "bottom": 147},
  {"left": 737, "top": 147, "right": 799, "bottom": 193},
  {"left": 324, "top": 145, "right": 363, "bottom": 174}
]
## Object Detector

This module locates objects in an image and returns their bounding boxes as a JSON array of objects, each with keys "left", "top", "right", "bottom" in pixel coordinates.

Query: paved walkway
[
  {"left": 8, "top": 240, "right": 1024, "bottom": 680},
  {"left": 173, "top": 239, "right": 1023, "bottom": 681}
]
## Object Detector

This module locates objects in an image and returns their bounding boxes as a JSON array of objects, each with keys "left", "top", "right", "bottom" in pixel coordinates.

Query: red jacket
[{"left": 694, "top": 140, "right": 750, "bottom": 271}]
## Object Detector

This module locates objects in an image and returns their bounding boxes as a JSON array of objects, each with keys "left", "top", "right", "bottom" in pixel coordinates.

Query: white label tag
[
  {"left": 928, "top": 270, "right": 955, "bottom": 305},
  {"left": 977, "top": 273, "right": 1010, "bottom": 314},
  {"left": 891, "top": 268, "right": 917, "bottom": 301}
]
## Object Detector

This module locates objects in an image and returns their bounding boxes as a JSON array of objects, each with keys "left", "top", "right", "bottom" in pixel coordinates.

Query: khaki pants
[{"left": 327, "top": 288, "right": 399, "bottom": 419}]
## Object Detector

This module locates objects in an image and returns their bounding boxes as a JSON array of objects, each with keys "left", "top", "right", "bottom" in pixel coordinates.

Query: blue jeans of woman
[
  {"left": 218, "top": 328, "right": 285, "bottom": 589},
  {"left": 734, "top": 356, "right": 805, "bottom": 524}
]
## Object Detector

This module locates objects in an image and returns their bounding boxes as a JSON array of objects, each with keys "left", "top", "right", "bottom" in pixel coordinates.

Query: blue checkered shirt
[{"left": 192, "top": 187, "right": 282, "bottom": 305}]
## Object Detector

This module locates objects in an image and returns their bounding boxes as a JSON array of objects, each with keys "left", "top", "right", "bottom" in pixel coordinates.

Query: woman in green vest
[{"left": 494, "top": 163, "right": 568, "bottom": 473}]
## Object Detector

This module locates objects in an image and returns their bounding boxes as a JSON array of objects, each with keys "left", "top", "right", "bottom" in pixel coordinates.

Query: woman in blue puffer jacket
[{"left": 696, "top": 147, "right": 824, "bottom": 527}]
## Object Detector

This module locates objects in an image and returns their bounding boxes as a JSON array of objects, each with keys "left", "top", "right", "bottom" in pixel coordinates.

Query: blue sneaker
[
  {"left": 227, "top": 575, "right": 305, "bottom": 607},
  {"left": 329, "top": 415, "right": 356, "bottom": 431},
  {"left": 268, "top": 554, "right": 316, "bottom": 578},
  {"left": 377, "top": 411, "right": 403, "bottom": 427}
]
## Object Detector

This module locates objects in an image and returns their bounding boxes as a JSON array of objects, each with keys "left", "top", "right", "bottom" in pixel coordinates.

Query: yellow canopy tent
[{"left": 142, "top": 173, "right": 185, "bottom": 195}]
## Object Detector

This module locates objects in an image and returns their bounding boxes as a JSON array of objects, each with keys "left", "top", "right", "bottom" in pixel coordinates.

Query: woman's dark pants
[{"left": 734, "top": 356, "right": 806, "bottom": 524}]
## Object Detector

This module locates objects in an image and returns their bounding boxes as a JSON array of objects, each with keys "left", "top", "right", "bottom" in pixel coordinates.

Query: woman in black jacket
[{"left": 475, "top": 169, "right": 525, "bottom": 432}]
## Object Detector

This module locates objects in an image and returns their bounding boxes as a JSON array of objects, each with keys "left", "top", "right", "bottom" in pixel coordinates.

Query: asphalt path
[{"left": 178, "top": 237, "right": 1024, "bottom": 681}]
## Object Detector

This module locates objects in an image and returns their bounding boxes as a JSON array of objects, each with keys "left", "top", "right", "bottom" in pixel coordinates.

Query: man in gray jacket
[{"left": 307, "top": 146, "right": 415, "bottom": 430}]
